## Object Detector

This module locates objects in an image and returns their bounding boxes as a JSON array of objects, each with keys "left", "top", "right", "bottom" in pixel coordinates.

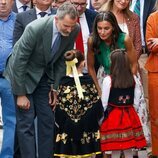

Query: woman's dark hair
[
  {"left": 92, "top": 11, "right": 122, "bottom": 54},
  {"left": 110, "top": 49, "right": 134, "bottom": 88},
  {"left": 64, "top": 49, "right": 84, "bottom": 68}
]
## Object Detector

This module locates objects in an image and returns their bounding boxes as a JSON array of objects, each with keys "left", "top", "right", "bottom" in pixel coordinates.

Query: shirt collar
[
  {"left": 35, "top": 7, "right": 51, "bottom": 16},
  {"left": 79, "top": 12, "right": 85, "bottom": 19},
  {"left": 53, "top": 17, "right": 59, "bottom": 35},
  {"left": 0, "top": 11, "right": 15, "bottom": 21},
  {"left": 16, "top": 0, "right": 31, "bottom": 10}
]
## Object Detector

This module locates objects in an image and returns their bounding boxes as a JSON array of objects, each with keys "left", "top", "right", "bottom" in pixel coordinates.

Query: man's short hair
[{"left": 56, "top": 1, "right": 79, "bottom": 20}]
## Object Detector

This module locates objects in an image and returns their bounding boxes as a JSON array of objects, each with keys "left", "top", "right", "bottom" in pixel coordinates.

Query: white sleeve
[
  {"left": 101, "top": 76, "right": 111, "bottom": 111},
  {"left": 133, "top": 75, "right": 141, "bottom": 111}
]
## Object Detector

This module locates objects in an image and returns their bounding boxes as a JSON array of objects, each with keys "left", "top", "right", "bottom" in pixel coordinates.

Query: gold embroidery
[
  {"left": 57, "top": 83, "right": 100, "bottom": 123},
  {"left": 54, "top": 151, "right": 101, "bottom": 158},
  {"left": 81, "top": 130, "right": 100, "bottom": 144},
  {"left": 56, "top": 133, "right": 68, "bottom": 144},
  {"left": 56, "top": 131, "right": 100, "bottom": 145},
  {"left": 64, "top": 86, "right": 71, "bottom": 93},
  {"left": 95, "top": 130, "right": 100, "bottom": 141},
  {"left": 101, "top": 129, "right": 144, "bottom": 141}
]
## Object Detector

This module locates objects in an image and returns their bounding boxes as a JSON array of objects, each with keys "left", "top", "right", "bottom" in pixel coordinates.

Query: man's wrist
[{"left": 50, "top": 84, "right": 57, "bottom": 92}]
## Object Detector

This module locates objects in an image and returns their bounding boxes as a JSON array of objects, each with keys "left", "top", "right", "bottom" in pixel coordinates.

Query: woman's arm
[
  {"left": 132, "top": 13, "right": 142, "bottom": 59},
  {"left": 87, "top": 37, "right": 101, "bottom": 96},
  {"left": 146, "top": 13, "right": 158, "bottom": 54},
  {"left": 124, "top": 34, "right": 138, "bottom": 75}
]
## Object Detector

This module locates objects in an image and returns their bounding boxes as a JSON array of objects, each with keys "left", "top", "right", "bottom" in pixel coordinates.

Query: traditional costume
[{"left": 54, "top": 58, "right": 103, "bottom": 157}]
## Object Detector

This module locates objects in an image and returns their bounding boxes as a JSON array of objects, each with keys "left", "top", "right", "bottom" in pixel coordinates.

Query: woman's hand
[{"left": 147, "top": 38, "right": 158, "bottom": 51}]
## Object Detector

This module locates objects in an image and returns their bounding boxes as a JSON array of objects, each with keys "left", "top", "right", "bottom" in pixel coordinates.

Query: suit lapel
[
  {"left": 43, "top": 16, "right": 53, "bottom": 64},
  {"left": 12, "top": 2, "right": 18, "bottom": 13},
  {"left": 28, "top": 9, "right": 37, "bottom": 21},
  {"left": 143, "top": 0, "right": 150, "bottom": 25},
  {"left": 50, "top": 8, "right": 57, "bottom": 15}
]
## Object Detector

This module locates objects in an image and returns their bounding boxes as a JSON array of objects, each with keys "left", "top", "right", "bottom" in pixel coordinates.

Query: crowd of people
[{"left": 0, "top": 0, "right": 158, "bottom": 158}]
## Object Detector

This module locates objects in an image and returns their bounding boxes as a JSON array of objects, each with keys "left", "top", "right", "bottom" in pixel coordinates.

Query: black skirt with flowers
[{"left": 54, "top": 75, "right": 103, "bottom": 157}]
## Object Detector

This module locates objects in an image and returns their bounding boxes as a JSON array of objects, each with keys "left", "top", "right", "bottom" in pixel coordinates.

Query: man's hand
[
  {"left": 17, "top": 95, "right": 30, "bottom": 110},
  {"left": 49, "top": 90, "right": 57, "bottom": 111}
]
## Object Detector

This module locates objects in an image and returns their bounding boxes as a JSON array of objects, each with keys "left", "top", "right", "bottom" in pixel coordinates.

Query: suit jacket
[
  {"left": 145, "top": 11, "right": 158, "bottom": 72},
  {"left": 85, "top": 9, "right": 97, "bottom": 33},
  {"left": 4, "top": 16, "right": 80, "bottom": 95},
  {"left": 13, "top": 8, "right": 56, "bottom": 45},
  {"left": 143, "top": 0, "right": 156, "bottom": 37}
]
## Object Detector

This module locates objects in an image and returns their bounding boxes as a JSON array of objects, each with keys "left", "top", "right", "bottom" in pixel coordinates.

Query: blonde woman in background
[{"left": 100, "top": 0, "right": 142, "bottom": 59}]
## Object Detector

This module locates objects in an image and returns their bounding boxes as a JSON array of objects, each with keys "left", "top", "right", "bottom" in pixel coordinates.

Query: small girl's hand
[{"left": 98, "top": 87, "right": 102, "bottom": 97}]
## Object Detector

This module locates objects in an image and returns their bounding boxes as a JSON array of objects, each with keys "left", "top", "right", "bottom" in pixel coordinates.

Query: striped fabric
[{"left": 134, "top": 0, "right": 140, "bottom": 16}]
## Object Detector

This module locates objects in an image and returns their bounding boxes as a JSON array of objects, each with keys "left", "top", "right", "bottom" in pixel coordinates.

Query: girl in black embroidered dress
[{"left": 54, "top": 50, "right": 103, "bottom": 158}]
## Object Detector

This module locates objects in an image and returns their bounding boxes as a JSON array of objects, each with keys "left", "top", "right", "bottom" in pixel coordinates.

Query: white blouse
[{"left": 119, "top": 23, "right": 129, "bottom": 35}]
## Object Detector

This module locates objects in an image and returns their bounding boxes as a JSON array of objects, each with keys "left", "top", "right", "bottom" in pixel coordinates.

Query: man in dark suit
[
  {"left": 4, "top": 2, "right": 79, "bottom": 158},
  {"left": 13, "top": 0, "right": 55, "bottom": 45},
  {"left": 70, "top": 0, "right": 97, "bottom": 73},
  {"left": 13, "top": 1, "right": 56, "bottom": 157},
  {"left": 71, "top": 0, "right": 97, "bottom": 35},
  {"left": 12, "top": 0, "right": 33, "bottom": 13}
]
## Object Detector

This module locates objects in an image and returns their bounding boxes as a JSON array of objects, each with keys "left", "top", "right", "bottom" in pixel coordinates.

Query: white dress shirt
[
  {"left": 15, "top": 0, "right": 31, "bottom": 13},
  {"left": 119, "top": 23, "right": 129, "bottom": 34},
  {"left": 74, "top": 13, "right": 90, "bottom": 72},
  {"left": 35, "top": 7, "right": 52, "bottom": 19},
  {"left": 52, "top": 18, "right": 59, "bottom": 47}
]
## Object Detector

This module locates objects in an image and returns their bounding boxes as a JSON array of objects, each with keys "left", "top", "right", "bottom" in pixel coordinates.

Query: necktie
[
  {"left": 22, "top": 5, "right": 27, "bottom": 11},
  {"left": 134, "top": 0, "right": 140, "bottom": 16},
  {"left": 39, "top": 12, "right": 47, "bottom": 17},
  {"left": 51, "top": 32, "right": 61, "bottom": 57},
  {"left": 75, "top": 18, "right": 84, "bottom": 54},
  {"left": 89, "top": 0, "right": 94, "bottom": 10}
]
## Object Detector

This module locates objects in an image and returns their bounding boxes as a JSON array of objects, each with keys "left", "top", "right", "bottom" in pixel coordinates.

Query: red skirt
[{"left": 100, "top": 106, "right": 146, "bottom": 151}]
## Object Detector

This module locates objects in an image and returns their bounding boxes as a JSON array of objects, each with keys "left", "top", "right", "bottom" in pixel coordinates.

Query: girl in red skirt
[{"left": 100, "top": 49, "right": 146, "bottom": 158}]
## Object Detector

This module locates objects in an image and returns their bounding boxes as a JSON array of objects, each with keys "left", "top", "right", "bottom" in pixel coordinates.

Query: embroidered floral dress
[
  {"left": 54, "top": 75, "right": 103, "bottom": 157},
  {"left": 100, "top": 76, "right": 146, "bottom": 151}
]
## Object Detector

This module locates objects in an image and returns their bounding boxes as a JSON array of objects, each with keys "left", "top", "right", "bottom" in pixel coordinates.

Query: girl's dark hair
[
  {"left": 92, "top": 11, "right": 122, "bottom": 54},
  {"left": 64, "top": 49, "right": 84, "bottom": 68},
  {"left": 110, "top": 49, "right": 134, "bottom": 88}
]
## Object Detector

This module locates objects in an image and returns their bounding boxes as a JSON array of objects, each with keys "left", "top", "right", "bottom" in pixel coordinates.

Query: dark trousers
[
  {"left": 14, "top": 75, "right": 54, "bottom": 158},
  {"left": 14, "top": 126, "right": 21, "bottom": 158}
]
